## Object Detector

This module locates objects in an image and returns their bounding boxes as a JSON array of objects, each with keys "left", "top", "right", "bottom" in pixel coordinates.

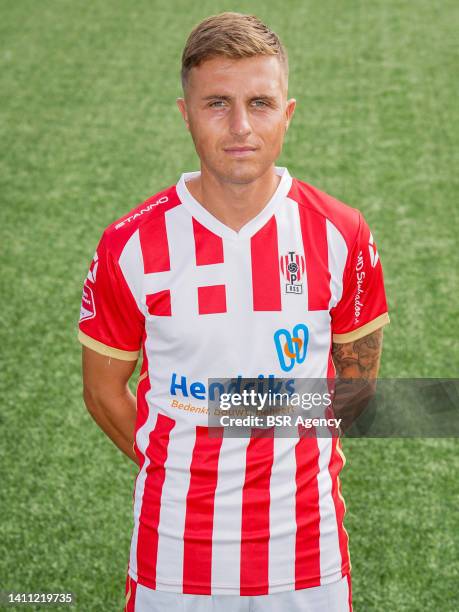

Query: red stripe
[
  {"left": 326, "top": 341, "right": 338, "bottom": 436},
  {"left": 240, "top": 429, "right": 274, "bottom": 595},
  {"left": 198, "top": 284, "right": 227, "bottom": 314},
  {"left": 124, "top": 573, "right": 137, "bottom": 612},
  {"left": 126, "top": 342, "right": 148, "bottom": 606},
  {"left": 295, "top": 427, "right": 321, "bottom": 588},
  {"left": 146, "top": 289, "right": 171, "bottom": 316},
  {"left": 327, "top": 352, "right": 336, "bottom": 379},
  {"left": 192, "top": 218, "right": 224, "bottom": 265},
  {"left": 327, "top": 329, "right": 336, "bottom": 381},
  {"left": 298, "top": 207, "right": 331, "bottom": 310},
  {"left": 136, "top": 413, "right": 175, "bottom": 587},
  {"left": 140, "top": 211, "right": 171, "bottom": 273},
  {"left": 183, "top": 426, "right": 224, "bottom": 594},
  {"left": 134, "top": 335, "right": 150, "bottom": 472},
  {"left": 251, "top": 217, "right": 281, "bottom": 311},
  {"left": 329, "top": 437, "right": 351, "bottom": 577}
]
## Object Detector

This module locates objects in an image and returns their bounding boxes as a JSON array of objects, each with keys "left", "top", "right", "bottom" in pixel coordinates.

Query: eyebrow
[{"left": 202, "top": 94, "right": 277, "bottom": 103}]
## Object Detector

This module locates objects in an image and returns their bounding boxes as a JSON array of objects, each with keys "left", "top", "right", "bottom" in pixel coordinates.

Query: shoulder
[
  {"left": 101, "top": 183, "right": 182, "bottom": 258},
  {"left": 287, "top": 177, "right": 363, "bottom": 248}
]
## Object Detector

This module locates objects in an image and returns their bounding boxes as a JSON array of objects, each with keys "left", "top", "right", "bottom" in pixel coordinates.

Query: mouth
[{"left": 223, "top": 146, "right": 258, "bottom": 157}]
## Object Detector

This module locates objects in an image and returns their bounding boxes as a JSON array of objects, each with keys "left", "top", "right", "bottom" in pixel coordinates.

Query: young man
[{"left": 79, "top": 12, "right": 389, "bottom": 612}]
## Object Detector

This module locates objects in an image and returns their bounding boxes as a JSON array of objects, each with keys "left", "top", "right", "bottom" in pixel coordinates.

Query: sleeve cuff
[
  {"left": 332, "top": 312, "right": 390, "bottom": 343},
  {"left": 78, "top": 330, "right": 140, "bottom": 361}
]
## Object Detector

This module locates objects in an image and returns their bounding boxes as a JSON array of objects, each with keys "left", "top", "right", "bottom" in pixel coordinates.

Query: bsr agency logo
[{"left": 274, "top": 323, "right": 309, "bottom": 372}]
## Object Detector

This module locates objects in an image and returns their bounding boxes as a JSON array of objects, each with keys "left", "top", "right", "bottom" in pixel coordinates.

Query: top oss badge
[{"left": 280, "top": 251, "right": 305, "bottom": 294}]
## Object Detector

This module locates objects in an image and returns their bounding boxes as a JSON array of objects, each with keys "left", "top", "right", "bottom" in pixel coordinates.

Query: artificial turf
[{"left": 1, "top": 1, "right": 458, "bottom": 610}]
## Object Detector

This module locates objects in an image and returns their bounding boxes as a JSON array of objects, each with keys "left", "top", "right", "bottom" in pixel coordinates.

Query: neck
[{"left": 185, "top": 165, "right": 281, "bottom": 233}]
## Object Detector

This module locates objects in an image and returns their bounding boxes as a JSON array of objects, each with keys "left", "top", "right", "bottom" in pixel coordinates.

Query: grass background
[{"left": 1, "top": 0, "right": 458, "bottom": 610}]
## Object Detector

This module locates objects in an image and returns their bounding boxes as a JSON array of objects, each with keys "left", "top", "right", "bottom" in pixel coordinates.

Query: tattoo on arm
[
  {"left": 331, "top": 328, "right": 385, "bottom": 432},
  {"left": 332, "top": 328, "right": 384, "bottom": 380}
]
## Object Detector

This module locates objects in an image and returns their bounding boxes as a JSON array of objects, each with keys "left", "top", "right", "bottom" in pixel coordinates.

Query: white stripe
[
  {"left": 268, "top": 436, "right": 297, "bottom": 592},
  {"left": 159, "top": 206, "right": 195, "bottom": 320},
  {"left": 128, "top": 396, "right": 157, "bottom": 579},
  {"left": 119, "top": 229, "right": 146, "bottom": 315},
  {"left": 211, "top": 436, "right": 250, "bottom": 593},
  {"left": 278, "top": 198, "right": 308, "bottom": 311},
  {"left": 223, "top": 237, "right": 253, "bottom": 315},
  {"left": 317, "top": 437, "right": 342, "bottom": 584},
  {"left": 326, "top": 220, "right": 348, "bottom": 311},
  {"left": 154, "top": 421, "right": 196, "bottom": 591}
]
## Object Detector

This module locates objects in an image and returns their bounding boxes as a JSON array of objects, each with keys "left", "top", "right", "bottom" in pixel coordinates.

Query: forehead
[{"left": 187, "top": 55, "right": 286, "bottom": 96}]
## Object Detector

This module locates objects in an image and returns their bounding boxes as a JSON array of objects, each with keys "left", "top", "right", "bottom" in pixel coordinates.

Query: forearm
[
  {"left": 331, "top": 378, "right": 376, "bottom": 432},
  {"left": 83, "top": 387, "right": 139, "bottom": 465},
  {"left": 331, "top": 328, "right": 384, "bottom": 432}
]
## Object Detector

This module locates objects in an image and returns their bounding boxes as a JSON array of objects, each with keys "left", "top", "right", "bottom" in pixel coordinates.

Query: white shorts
[{"left": 124, "top": 574, "right": 352, "bottom": 612}]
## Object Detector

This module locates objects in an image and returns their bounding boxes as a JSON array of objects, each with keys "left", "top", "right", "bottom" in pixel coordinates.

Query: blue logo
[{"left": 274, "top": 324, "right": 309, "bottom": 372}]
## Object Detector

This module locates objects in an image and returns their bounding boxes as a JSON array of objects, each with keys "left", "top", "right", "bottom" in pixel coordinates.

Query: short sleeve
[
  {"left": 331, "top": 212, "right": 390, "bottom": 343},
  {"left": 78, "top": 230, "right": 145, "bottom": 360}
]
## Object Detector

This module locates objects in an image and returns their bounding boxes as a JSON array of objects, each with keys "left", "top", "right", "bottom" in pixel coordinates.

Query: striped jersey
[{"left": 78, "top": 166, "right": 389, "bottom": 595}]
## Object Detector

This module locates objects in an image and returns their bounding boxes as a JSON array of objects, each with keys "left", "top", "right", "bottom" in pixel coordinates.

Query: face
[{"left": 176, "top": 55, "right": 296, "bottom": 185}]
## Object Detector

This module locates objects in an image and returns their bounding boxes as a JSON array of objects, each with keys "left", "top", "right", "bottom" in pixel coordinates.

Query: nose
[{"left": 229, "top": 103, "right": 251, "bottom": 138}]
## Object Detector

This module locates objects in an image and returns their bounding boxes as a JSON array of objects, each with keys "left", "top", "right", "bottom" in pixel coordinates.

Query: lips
[
  {"left": 224, "top": 146, "right": 257, "bottom": 152},
  {"left": 223, "top": 146, "right": 258, "bottom": 157},
  {"left": 225, "top": 145, "right": 256, "bottom": 152}
]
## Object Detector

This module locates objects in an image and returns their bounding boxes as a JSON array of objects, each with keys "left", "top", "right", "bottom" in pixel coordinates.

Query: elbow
[{"left": 82, "top": 384, "right": 101, "bottom": 415}]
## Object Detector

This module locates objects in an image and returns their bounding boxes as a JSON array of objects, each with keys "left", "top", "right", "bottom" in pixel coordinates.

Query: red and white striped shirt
[{"left": 78, "top": 166, "right": 389, "bottom": 595}]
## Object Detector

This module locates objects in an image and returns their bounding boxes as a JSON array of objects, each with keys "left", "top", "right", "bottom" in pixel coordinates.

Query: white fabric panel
[
  {"left": 326, "top": 220, "right": 348, "bottom": 311},
  {"left": 154, "top": 422, "right": 196, "bottom": 591},
  {"left": 129, "top": 405, "right": 158, "bottom": 579},
  {"left": 222, "top": 238, "right": 253, "bottom": 315},
  {"left": 277, "top": 198, "right": 309, "bottom": 312},
  {"left": 317, "top": 437, "right": 342, "bottom": 584},
  {"left": 267, "top": 437, "right": 297, "bottom": 593},
  {"left": 119, "top": 229, "right": 146, "bottom": 315},
  {"left": 133, "top": 574, "right": 350, "bottom": 611},
  {"left": 211, "top": 436, "right": 250, "bottom": 593}
]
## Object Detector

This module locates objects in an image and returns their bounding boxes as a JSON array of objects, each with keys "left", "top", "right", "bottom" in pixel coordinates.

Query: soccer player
[{"left": 78, "top": 12, "right": 389, "bottom": 612}]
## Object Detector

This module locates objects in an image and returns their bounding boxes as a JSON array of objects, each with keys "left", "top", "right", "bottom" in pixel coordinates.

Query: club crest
[{"left": 280, "top": 251, "right": 305, "bottom": 294}]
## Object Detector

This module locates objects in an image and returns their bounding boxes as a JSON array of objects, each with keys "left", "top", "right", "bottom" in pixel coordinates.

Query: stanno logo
[
  {"left": 280, "top": 251, "right": 305, "bottom": 294},
  {"left": 368, "top": 232, "right": 379, "bottom": 268},
  {"left": 115, "top": 195, "right": 169, "bottom": 229},
  {"left": 274, "top": 324, "right": 309, "bottom": 372}
]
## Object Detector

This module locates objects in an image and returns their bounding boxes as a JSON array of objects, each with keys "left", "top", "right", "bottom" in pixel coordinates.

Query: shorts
[{"left": 124, "top": 573, "right": 352, "bottom": 612}]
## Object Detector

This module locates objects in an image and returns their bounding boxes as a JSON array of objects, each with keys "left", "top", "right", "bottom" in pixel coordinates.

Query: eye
[
  {"left": 252, "top": 99, "right": 268, "bottom": 107},
  {"left": 209, "top": 100, "right": 226, "bottom": 108}
]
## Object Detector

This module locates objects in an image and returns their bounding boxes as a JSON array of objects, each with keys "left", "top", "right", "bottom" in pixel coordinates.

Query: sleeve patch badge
[{"left": 80, "top": 284, "right": 96, "bottom": 322}]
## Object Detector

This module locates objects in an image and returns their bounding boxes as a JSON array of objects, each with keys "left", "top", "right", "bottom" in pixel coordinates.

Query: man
[{"left": 79, "top": 12, "right": 389, "bottom": 612}]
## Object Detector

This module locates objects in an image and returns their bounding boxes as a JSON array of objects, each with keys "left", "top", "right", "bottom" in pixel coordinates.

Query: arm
[
  {"left": 82, "top": 345, "right": 139, "bottom": 465},
  {"left": 331, "top": 327, "right": 384, "bottom": 432}
]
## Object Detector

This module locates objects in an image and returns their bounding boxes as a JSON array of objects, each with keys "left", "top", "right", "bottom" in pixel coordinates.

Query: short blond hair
[{"left": 181, "top": 12, "right": 288, "bottom": 91}]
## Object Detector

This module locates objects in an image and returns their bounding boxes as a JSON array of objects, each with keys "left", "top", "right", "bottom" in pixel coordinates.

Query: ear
[
  {"left": 176, "top": 97, "right": 190, "bottom": 130},
  {"left": 285, "top": 98, "right": 296, "bottom": 131}
]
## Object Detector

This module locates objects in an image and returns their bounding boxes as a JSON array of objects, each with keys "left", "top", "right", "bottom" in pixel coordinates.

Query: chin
[{"left": 219, "top": 161, "right": 266, "bottom": 185}]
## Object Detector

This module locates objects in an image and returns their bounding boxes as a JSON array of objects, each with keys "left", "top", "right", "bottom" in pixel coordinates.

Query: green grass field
[{"left": 1, "top": 0, "right": 458, "bottom": 610}]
